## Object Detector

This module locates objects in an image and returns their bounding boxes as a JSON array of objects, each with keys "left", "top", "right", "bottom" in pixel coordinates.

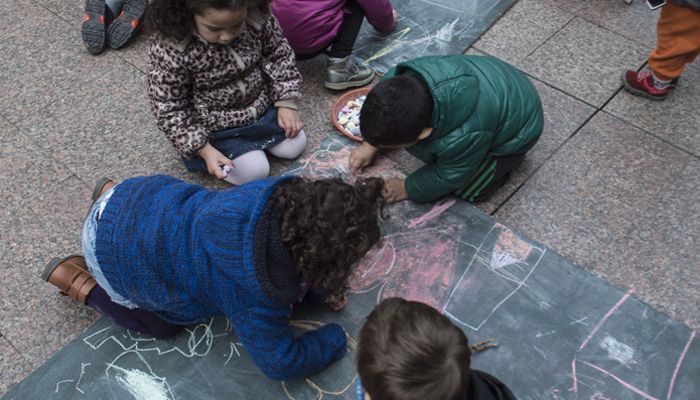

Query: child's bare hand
[
  {"left": 392, "top": 8, "right": 398, "bottom": 26},
  {"left": 277, "top": 107, "right": 304, "bottom": 138},
  {"left": 326, "top": 292, "right": 348, "bottom": 311},
  {"left": 349, "top": 142, "right": 379, "bottom": 174},
  {"left": 383, "top": 178, "right": 408, "bottom": 203},
  {"left": 198, "top": 143, "right": 233, "bottom": 179}
]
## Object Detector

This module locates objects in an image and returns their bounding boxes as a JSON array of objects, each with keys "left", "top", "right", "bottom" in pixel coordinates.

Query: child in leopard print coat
[{"left": 147, "top": 0, "right": 306, "bottom": 185}]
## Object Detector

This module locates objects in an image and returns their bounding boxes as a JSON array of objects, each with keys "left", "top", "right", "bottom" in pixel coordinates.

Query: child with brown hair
[
  {"left": 356, "top": 298, "right": 516, "bottom": 400},
  {"left": 42, "top": 174, "right": 385, "bottom": 380},
  {"left": 147, "top": 0, "right": 306, "bottom": 185}
]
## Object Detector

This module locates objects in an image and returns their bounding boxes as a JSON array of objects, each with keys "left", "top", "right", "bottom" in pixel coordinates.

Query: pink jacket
[{"left": 271, "top": 0, "right": 395, "bottom": 55}]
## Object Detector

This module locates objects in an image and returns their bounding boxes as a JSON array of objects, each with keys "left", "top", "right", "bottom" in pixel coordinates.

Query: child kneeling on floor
[
  {"left": 349, "top": 55, "right": 544, "bottom": 204},
  {"left": 42, "top": 175, "right": 385, "bottom": 380},
  {"left": 356, "top": 298, "right": 516, "bottom": 400}
]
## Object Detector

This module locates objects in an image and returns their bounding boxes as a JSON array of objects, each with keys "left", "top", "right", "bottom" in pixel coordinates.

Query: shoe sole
[
  {"left": 324, "top": 73, "right": 375, "bottom": 91},
  {"left": 41, "top": 255, "right": 82, "bottom": 281},
  {"left": 81, "top": 0, "right": 107, "bottom": 55},
  {"left": 107, "top": 0, "right": 148, "bottom": 49},
  {"left": 620, "top": 71, "right": 667, "bottom": 101}
]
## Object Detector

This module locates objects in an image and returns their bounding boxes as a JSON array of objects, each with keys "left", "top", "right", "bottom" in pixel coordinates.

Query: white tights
[{"left": 223, "top": 130, "right": 307, "bottom": 186}]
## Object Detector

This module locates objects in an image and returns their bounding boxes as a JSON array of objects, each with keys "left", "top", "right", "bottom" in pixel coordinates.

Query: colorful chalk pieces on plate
[{"left": 331, "top": 87, "right": 372, "bottom": 142}]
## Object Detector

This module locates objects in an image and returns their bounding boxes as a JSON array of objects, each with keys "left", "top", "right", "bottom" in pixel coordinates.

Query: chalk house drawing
[{"left": 443, "top": 223, "right": 545, "bottom": 331}]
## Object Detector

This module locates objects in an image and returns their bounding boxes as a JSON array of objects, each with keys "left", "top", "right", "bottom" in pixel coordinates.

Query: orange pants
[{"left": 648, "top": 1, "right": 700, "bottom": 80}]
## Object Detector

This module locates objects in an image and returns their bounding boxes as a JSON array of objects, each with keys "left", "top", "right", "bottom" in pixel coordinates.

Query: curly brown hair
[
  {"left": 272, "top": 177, "right": 386, "bottom": 299},
  {"left": 148, "top": 0, "right": 270, "bottom": 41}
]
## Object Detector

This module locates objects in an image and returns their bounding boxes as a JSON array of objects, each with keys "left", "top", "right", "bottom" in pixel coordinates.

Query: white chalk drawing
[
  {"left": 112, "top": 365, "right": 174, "bottom": 400},
  {"left": 599, "top": 336, "right": 636, "bottom": 366},
  {"left": 282, "top": 321, "right": 358, "bottom": 400},
  {"left": 443, "top": 223, "right": 545, "bottom": 331}
]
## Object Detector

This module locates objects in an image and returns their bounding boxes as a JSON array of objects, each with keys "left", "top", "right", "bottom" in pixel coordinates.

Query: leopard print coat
[{"left": 147, "top": 10, "right": 302, "bottom": 158}]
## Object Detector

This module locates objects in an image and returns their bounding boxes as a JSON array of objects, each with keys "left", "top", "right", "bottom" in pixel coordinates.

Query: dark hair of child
[
  {"left": 359, "top": 74, "right": 433, "bottom": 147},
  {"left": 272, "top": 177, "right": 386, "bottom": 299},
  {"left": 148, "top": 0, "right": 271, "bottom": 41},
  {"left": 356, "top": 297, "right": 471, "bottom": 400}
]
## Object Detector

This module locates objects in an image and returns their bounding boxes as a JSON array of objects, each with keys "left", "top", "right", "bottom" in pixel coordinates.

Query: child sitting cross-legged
[
  {"left": 356, "top": 298, "right": 516, "bottom": 400},
  {"left": 42, "top": 175, "right": 385, "bottom": 380},
  {"left": 148, "top": 0, "right": 307, "bottom": 186},
  {"left": 349, "top": 55, "right": 544, "bottom": 204}
]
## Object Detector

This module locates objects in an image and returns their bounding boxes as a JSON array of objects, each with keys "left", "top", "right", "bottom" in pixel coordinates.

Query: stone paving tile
[
  {"left": 0, "top": 337, "right": 31, "bottom": 395},
  {"left": 0, "top": 0, "right": 119, "bottom": 124},
  {"left": 476, "top": 79, "right": 596, "bottom": 214},
  {"left": 518, "top": 17, "right": 649, "bottom": 107},
  {"left": 495, "top": 112, "right": 700, "bottom": 329},
  {"left": 16, "top": 57, "right": 184, "bottom": 185},
  {"left": 0, "top": 261, "right": 99, "bottom": 370},
  {"left": 0, "top": 180, "right": 99, "bottom": 369},
  {"left": 112, "top": 23, "right": 153, "bottom": 73},
  {"left": 0, "top": 121, "right": 73, "bottom": 213},
  {"left": 572, "top": 0, "right": 660, "bottom": 49},
  {"left": 472, "top": 0, "right": 574, "bottom": 65},
  {"left": 605, "top": 61, "right": 700, "bottom": 156},
  {"left": 0, "top": 197, "right": 81, "bottom": 275},
  {"left": 31, "top": 0, "right": 84, "bottom": 27}
]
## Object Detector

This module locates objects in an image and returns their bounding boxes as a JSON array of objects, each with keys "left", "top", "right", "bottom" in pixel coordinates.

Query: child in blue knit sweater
[{"left": 42, "top": 175, "right": 385, "bottom": 380}]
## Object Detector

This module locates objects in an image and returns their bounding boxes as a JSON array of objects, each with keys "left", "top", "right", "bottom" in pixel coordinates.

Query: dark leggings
[
  {"left": 473, "top": 153, "right": 525, "bottom": 202},
  {"left": 296, "top": 0, "right": 365, "bottom": 60},
  {"left": 86, "top": 285, "right": 183, "bottom": 339}
]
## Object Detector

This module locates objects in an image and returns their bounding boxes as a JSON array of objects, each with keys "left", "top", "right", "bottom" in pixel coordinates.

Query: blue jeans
[
  {"left": 182, "top": 107, "right": 286, "bottom": 172},
  {"left": 82, "top": 185, "right": 139, "bottom": 309}
]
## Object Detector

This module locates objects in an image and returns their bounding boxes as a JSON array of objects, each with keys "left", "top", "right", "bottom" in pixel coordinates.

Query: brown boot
[
  {"left": 85, "top": 177, "right": 116, "bottom": 220},
  {"left": 41, "top": 255, "right": 97, "bottom": 305},
  {"left": 91, "top": 177, "right": 116, "bottom": 201}
]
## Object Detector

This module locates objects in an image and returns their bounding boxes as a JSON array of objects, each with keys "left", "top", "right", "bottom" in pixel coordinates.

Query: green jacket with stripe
[{"left": 382, "top": 55, "right": 544, "bottom": 203}]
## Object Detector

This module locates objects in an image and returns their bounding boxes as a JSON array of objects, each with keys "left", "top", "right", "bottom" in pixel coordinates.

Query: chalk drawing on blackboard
[
  {"left": 282, "top": 320, "right": 359, "bottom": 400},
  {"left": 444, "top": 223, "right": 545, "bottom": 331},
  {"left": 348, "top": 225, "right": 463, "bottom": 310},
  {"left": 563, "top": 288, "right": 699, "bottom": 400},
  {"left": 406, "top": 198, "right": 456, "bottom": 228},
  {"left": 107, "top": 351, "right": 175, "bottom": 400},
  {"left": 284, "top": 138, "right": 403, "bottom": 181},
  {"left": 53, "top": 362, "right": 91, "bottom": 394},
  {"left": 360, "top": 17, "right": 466, "bottom": 64}
]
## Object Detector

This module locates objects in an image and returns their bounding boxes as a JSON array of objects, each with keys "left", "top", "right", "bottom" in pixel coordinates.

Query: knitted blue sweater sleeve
[{"left": 232, "top": 306, "right": 347, "bottom": 380}]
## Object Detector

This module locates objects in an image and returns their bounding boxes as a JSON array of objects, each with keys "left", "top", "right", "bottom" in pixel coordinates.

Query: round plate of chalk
[{"left": 331, "top": 87, "right": 371, "bottom": 142}]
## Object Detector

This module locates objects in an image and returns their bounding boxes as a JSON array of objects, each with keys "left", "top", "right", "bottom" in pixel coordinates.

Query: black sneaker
[
  {"left": 81, "top": 0, "right": 108, "bottom": 55},
  {"left": 107, "top": 0, "right": 147, "bottom": 49}
]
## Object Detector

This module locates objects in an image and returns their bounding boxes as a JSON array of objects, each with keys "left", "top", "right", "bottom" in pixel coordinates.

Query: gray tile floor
[{"left": 1, "top": 0, "right": 698, "bottom": 395}]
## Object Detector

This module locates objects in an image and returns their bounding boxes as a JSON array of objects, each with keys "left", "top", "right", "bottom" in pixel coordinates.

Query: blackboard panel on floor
[
  {"left": 353, "top": 0, "right": 516, "bottom": 72},
  {"left": 4, "top": 137, "right": 698, "bottom": 400}
]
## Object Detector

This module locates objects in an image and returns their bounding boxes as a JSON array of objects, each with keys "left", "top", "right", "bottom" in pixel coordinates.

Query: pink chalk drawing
[
  {"left": 285, "top": 138, "right": 404, "bottom": 182},
  {"left": 443, "top": 223, "right": 545, "bottom": 331},
  {"left": 666, "top": 330, "right": 696, "bottom": 400},
  {"left": 348, "top": 225, "right": 462, "bottom": 310},
  {"left": 565, "top": 288, "right": 698, "bottom": 400},
  {"left": 406, "top": 199, "right": 456, "bottom": 228}
]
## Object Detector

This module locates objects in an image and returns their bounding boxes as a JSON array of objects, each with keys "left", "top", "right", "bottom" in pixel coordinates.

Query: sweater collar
[{"left": 252, "top": 200, "right": 300, "bottom": 306}]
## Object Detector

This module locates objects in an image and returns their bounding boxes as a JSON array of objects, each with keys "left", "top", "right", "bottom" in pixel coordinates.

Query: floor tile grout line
[
  {"left": 1, "top": 334, "right": 33, "bottom": 366},
  {"left": 490, "top": 77, "right": 625, "bottom": 215},
  {"left": 521, "top": 15, "right": 577, "bottom": 60}
]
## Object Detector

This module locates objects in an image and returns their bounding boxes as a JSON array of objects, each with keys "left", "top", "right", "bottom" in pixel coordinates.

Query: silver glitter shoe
[{"left": 324, "top": 57, "right": 374, "bottom": 90}]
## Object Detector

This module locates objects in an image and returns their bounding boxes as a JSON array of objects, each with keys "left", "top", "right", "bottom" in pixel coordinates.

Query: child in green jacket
[{"left": 349, "top": 55, "right": 543, "bottom": 204}]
